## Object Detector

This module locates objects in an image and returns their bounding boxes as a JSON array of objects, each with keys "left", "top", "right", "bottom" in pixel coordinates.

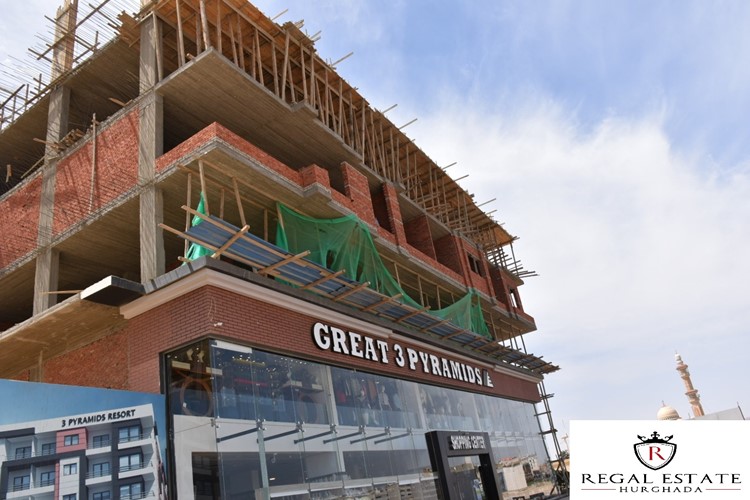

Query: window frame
[
  {"left": 119, "top": 481, "right": 144, "bottom": 500},
  {"left": 63, "top": 434, "right": 80, "bottom": 446},
  {"left": 92, "top": 461, "right": 111, "bottom": 477},
  {"left": 118, "top": 425, "right": 142, "bottom": 443},
  {"left": 119, "top": 452, "right": 143, "bottom": 472},
  {"left": 12, "top": 475, "right": 30, "bottom": 491},
  {"left": 92, "top": 434, "right": 111, "bottom": 448},
  {"left": 39, "top": 470, "right": 55, "bottom": 487},
  {"left": 63, "top": 463, "right": 78, "bottom": 476}
]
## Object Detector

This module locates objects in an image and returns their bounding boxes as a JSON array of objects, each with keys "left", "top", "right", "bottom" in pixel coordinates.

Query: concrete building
[
  {"left": 0, "top": 404, "right": 165, "bottom": 500},
  {"left": 0, "top": 0, "right": 562, "bottom": 498}
]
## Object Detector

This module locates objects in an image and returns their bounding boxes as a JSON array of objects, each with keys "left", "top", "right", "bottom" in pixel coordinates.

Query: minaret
[{"left": 675, "top": 353, "right": 704, "bottom": 417}]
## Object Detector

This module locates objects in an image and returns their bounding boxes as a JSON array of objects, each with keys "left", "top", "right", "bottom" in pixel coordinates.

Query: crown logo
[
  {"left": 634, "top": 431, "right": 677, "bottom": 470},
  {"left": 637, "top": 431, "right": 673, "bottom": 444}
]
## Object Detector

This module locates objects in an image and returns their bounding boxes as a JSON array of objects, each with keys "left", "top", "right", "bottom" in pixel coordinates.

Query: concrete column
[
  {"left": 32, "top": 0, "right": 76, "bottom": 316},
  {"left": 138, "top": 8, "right": 165, "bottom": 282},
  {"left": 28, "top": 352, "right": 45, "bottom": 383},
  {"left": 139, "top": 12, "right": 163, "bottom": 93},
  {"left": 138, "top": 92, "right": 165, "bottom": 282},
  {"left": 33, "top": 85, "right": 70, "bottom": 315},
  {"left": 33, "top": 248, "right": 60, "bottom": 315}
]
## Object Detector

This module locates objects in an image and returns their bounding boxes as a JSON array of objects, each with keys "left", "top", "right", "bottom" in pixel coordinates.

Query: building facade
[
  {"left": 0, "top": 0, "right": 561, "bottom": 498},
  {"left": 0, "top": 404, "right": 165, "bottom": 500}
]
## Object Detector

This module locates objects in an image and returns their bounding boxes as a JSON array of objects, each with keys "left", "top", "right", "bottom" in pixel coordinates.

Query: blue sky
[
  {"left": 246, "top": 0, "right": 750, "bottom": 432},
  {"left": 3, "top": 0, "right": 749, "bottom": 451}
]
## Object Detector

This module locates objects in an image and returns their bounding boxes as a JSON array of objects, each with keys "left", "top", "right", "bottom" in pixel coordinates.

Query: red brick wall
[
  {"left": 459, "top": 239, "right": 492, "bottom": 296},
  {"left": 0, "top": 175, "right": 41, "bottom": 269},
  {"left": 403, "top": 214, "right": 436, "bottom": 260},
  {"left": 53, "top": 110, "right": 139, "bottom": 236},
  {"left": 300, "top": 164, "right": 331, "bottom": 189},
  {"left": 434, "top": 234, "right": 463, "bottom": 277},
  {"left": 340, "top": 162, "right": 376, "bottom": 227},
  {"left": 157, "top": 123, "right": 302, "bottom": 187},
  {"left": 490, "top": 267, "right": 512, "bottom": 310},
  {"left": 43, "top": 329, "right": 130, "bottom": 389}
]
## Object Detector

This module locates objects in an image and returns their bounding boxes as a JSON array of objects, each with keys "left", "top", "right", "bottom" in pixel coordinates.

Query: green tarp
[
  {"left": 184, "top": 193, "right": 213, "bottom": 262},
  {"left": 276, "top": 203, "right": 490, "bottom": 338}
]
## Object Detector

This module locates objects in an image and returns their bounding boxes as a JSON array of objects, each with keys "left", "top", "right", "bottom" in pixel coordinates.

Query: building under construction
[{"left": 0, "top": 0, "right": 563, "bottom": 498}]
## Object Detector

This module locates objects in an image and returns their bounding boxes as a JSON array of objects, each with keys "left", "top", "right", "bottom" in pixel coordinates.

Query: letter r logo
[{"left": 649, "top": 446, "right": 665, "bottom": 460}]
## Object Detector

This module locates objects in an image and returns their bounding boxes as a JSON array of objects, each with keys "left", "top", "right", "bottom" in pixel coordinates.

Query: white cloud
[{"left": 413, "top": 94, "right": 750, "bottom": 419}]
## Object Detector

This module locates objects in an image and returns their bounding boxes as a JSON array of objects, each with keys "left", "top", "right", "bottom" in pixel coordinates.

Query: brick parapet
[{"left": 40, "top": 283, "right": 539, "bottom": 402}]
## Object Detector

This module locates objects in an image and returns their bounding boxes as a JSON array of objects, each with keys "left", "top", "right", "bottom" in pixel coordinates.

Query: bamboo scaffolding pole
[
  {"left": 213, "top": 225, "right": 249, "bottom": 258},
  {"left": 259, "top": 251, "right": 310, "bottom": 275},
  {"left": 184, "top": 172, "right": 192, "bottom": 256},
  {"left": 232, "top": 177, "right": 245, "bottom": 226},
  {"left": 175, "top": 0, "right": 186, "bottom": 65},
  {"left": 271, "top": 40, "right": 279, "bottom": 96},
  {"left": 88, "top": 114, "right": 97, "bottom": 213},
  {"left": 300, "top": 41, "right": 308, "bottom": 101},
  {"left": 195, "top": 9, "right": 201, "bottom": 53},
  {"left": 199, "top": 0, "right": 210, "bottom": 49},
  {"left": 362, "top": 294, "right": 403, "bottom": 312},
  {"left": 198, "top": 160, "right": 210, "bottom": 215},
  {"left": 155, "top": 13, "right": 164, "bottom": 81},
  {"left": 229, "top": 19, "right": 238, "bottom": 65},
  {"left": 254, "top": 28, "right": 263, "bottom": 86},
  {"left": 301, "top": 269, "right": 346, "bottom": 290},
  {"left": 216, "top": 0, "right": 222, "bottom": 54},
  {"left": 281, "top": 31, "right": 290, "bottom": 102}
]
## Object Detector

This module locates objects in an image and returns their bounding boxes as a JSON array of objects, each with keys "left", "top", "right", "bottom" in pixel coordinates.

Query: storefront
[{"left": 165, "top": 337, "right": 552, "bottom": 499}]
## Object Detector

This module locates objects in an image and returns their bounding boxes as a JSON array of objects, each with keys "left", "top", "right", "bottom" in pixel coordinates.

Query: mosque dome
[{"left": 657, "top": 403, "right": 681, "bottom": 421}]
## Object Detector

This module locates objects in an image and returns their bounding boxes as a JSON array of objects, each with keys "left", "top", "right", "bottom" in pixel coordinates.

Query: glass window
[
  {"left": 119, "top": 481, "right": 143, "bottom": 500},
  {"left": 14, "top": 446, "right": 31, "bottom": 459},
  {"left": 167, "top": 340, "right": 213, "bottom": 417},
  {"left": 12, "top": 475, "right": 30, "bottom": 491},
  {"left": 64, "top": 434, "right": 79, "bottom": 446},
  {"left": 41, "top": 443, "right": 56, "bottom": 455},
  {"left": 93, "top": 492, "right": 111, "bottom": 500},
  {"left": 167, "top": 338, "right": 553, "bottom": 500},
  {"left": 92, "top": 462, "right": 111, "bottom": 477},
  {"left": 40, "top": 470, "right": 55, "bottom": 486},
  {"left": 119, "top": 453, "right": 142, "bottom": 472},
  {"left": 63, "top": 463, "right": 78, "bottom": 475},
  {"left": 63, "top": 495, "right": 77, "bottom": 500},
  {"left": 92, "top": 434, "right": 110, "bottom": 448},
  {"left": 118, "top": 425, "right": 141, "bottom": 443}
]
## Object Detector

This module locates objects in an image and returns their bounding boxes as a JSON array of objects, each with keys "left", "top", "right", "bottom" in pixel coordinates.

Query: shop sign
[
  {"left": 312, "top": 322, "right": 493, "bottom": 388},
  {"left": 449, "top": 433, "right": 488, "bottom": 452}
]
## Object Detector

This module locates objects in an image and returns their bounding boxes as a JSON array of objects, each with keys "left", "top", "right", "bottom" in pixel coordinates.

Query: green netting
[
  {"left": 276, "top": 203, "right": 490, "bottom": 338},
  {"left": 184, "top": 193, "right": 213, "bottom": 262}
]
